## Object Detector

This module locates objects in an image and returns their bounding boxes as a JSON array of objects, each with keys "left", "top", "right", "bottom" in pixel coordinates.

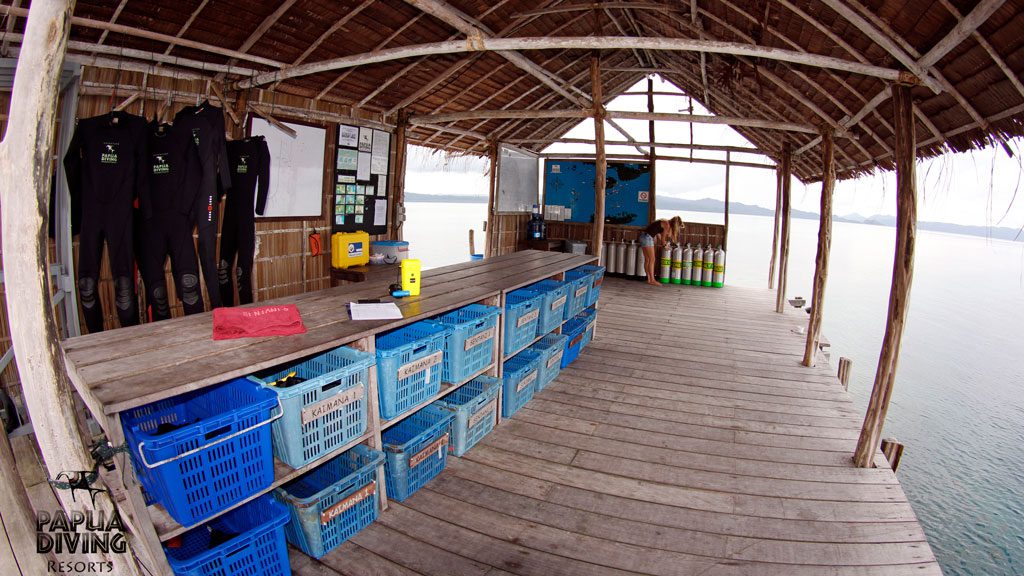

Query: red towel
[{"left": 212, "top": 305, "right": 307, "bottom": 340}]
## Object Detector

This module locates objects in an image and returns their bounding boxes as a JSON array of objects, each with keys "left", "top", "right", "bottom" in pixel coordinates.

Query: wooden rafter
[
  {"left": 510, "top": 138, "right": 765, "bottom": 156},
  {"left": 92, "top": 0, "right": 128, "bottom": 48},
  {"left": 937, "top": 0, "right": 1024, "bottom": 101},
  {"left": 160, "top": 0, "right": 210, "bottom": 56},
  {"left": 0, "top": 0, "right": 21, "bottom": 57},
  {"left": 513, "top": 2, "right": 677, "bottom": 19},
  {"left": 319, "top": 14, "right": 427, "bottom": 101}
]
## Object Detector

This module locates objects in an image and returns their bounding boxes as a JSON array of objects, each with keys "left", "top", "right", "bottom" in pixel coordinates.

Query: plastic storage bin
[
  {"left": 501, "top": 349, "right": 542, "bottom": 418},
  {"left": 519, "top": 279, "right": 570, "bottom": 335},
  {"left": 503, "top": 291, "right": 542, "bottom": 356},
  {"left": 376, "top": 322, "right": 450, "bottom": 421},
  {"left": 570, "top": 265, "right": 606, "bottom": 307},
  {"left": 425, "top": 304, "right": 501, "bottom": 383},
  {"left": 163, "top": 494, "right": 290, "bottom": 576},
  {"left": 253, "top": 346, "right": 374, "bottom": 469},
  {"left": 529, "top": 333, "right": 568, "bottom": 391},
  {"left": 274, "top": 444, "right": 384, "bottom": 558},
  {"left": 382, "top": 405, "right": 454, "bottom": 501},
  {"left": 121, "top": 378, "right": 280, "bottom": 527},
  {"left": 561, "top": 308, "right": 598, "bottom": 369},
  {"left": 433, "top": 375, "right": 500, "bottom": 457},
  {"left": 562, "top": 274, "right": 591, "bottom": 320},
  {"left": 370, "top": 240, "right": 409, "bottom": 264}
]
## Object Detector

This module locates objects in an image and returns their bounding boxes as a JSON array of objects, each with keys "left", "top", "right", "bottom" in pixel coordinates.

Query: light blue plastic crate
[
  {"left": 382, "top": 405, "right": 454, "bottom": 501},
  {"left": 562, "top": 275, "right": 591, "bottom": 320},
  {"left": 274, "top": 444, "right": 384, "bottom": 559},
  {"left": 519, "top": 279, "right": 570, "bottom": 336},
  {"left": 529, "top": 333, "right": 568, "bottom": 391},
  {"left": 433, "top": 375, "right": 500, "bottom": 457},
  {"left": 503, "top": 291, "right": 542, "bottom": 356},
  {"left": 252, "top": 346, "right": 374, "bottom": 469},
  {"left": 570, "top": 265, "right": 606, "bottom": 307},
  {"left": 502, "top": 349, "right": 542, "bottom": 418},
  {"left": 163, "top": 494, "right": 290, "bottom": 576},
  {"left": 425, "top": 304, "right": 501, "bottom": 383},
  {"left": 376, "top": 322, "right": 450, "bottom": 420},
  {"left": 561, "top": 307, "right": 598, "bottom": 369}
]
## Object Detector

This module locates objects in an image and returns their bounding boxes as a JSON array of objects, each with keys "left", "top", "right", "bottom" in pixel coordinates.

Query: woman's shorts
[{"left": 639, "top": 233, "right": 654, "bottom": 247}]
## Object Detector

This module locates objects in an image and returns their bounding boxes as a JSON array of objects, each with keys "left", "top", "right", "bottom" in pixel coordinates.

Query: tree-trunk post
[
  {"left": 724, "top": 151, "right": 731, "bottom": 250},
  {"left": 0, "top": 2, "right": 144, "bottom": 574},
  {"left": 591, "top": 53, "right": 606, "bottom": 258},
  {"left": 485, "top": 139, "right": 498, "bottom": 257},
  {"left": 768, "top": 165, "right": 782, "bottom": 288},
  {"left": 854, "top": 83, "right": 918, "bottom": 468},
  {"left": 647, "top": 76, "right": 656, "bottom": 225},
  {"left": 390, "top": 108, "right": 409, "bottom": 241},
  {"left": 803, "top": 128, "right": 835, "bottom": 366},
  {"left": 774, "top": 142, "right": 792, "bottom": 313}
]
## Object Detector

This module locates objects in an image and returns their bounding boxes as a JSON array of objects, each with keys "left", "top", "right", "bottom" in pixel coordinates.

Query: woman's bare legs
[{"left": 642, "top": 245, "right": 659, "bottom": 285}]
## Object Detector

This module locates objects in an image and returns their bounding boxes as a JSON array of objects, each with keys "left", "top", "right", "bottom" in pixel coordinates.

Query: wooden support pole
[
  {"left": 724, "top": 151, "right": 730, "bottom": 250},
  {"left": 803, "top": 129, "right": 835, "bottom": 366},
  {"left": 881, "top": 438, "right": 905, "bottom": 472},
  {"left": 591, "top": 54, "right": 607, "bottom": 258},
  {"left": 0, "top": 2, "right": 144, "bottom": 574},
  {"left": 485, "top": 141, "right": 498, "bottom": 257},
  {"left": 647, "top": 76, "right": 657, "bottom": 225},
  {"left": 775, "top": 143, "right": 792, "bottom": 313},
  {"left": 838, "top": 357, "right": 853, "bottom": 391},
  {"left": 0, "top": 429, "right": 54, "bottom": 575},
  {"left": 854, "top": 84, "right": 918, "bottom": 469},
  {"left": 768, "top": 166, "right": 782, "bottom": 289},
  {"left": 390, "top": 110, "right": 410, "bottom": 240}
]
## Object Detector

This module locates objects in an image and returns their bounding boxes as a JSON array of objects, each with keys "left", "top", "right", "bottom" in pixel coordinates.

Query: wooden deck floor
[{"left": 293, "top": 278, "right": 940, "bottom": 576}]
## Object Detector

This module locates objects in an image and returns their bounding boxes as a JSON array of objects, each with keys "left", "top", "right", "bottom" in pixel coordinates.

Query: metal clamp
[{"left": 136, "top": 398, "right": 283, "bottom": 469}]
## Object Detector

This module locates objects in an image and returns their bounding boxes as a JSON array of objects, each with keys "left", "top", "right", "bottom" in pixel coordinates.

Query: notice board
[
  {"left": 332, "top": 124, "right": 391, "bottom": 235},
  {"left": 251, "top": 118, "right": 326, "bottom": 218},
  {"left": 543, "top": 159, "right": 651, "bottom": 226}
]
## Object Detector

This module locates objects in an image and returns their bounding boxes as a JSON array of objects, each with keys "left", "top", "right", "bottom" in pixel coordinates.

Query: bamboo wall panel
[{"left": 490, "top": 213, "right": 531, "bottom": 256}]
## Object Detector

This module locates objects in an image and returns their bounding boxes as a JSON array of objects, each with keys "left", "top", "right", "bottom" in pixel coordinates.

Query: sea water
[{"left": 405, "top": 202, "right": 1024, "bottom": 575}]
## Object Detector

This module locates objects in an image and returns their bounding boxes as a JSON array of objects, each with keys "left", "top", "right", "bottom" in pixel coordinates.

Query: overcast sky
[{"left": 407, "top": 76, "right": 1024, "bottom": 230}]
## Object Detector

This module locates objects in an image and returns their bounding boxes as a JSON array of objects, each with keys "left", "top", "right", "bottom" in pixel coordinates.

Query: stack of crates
[
  {"left": 529, "top": 333, "right": 568, "bottom": 391},
  {"left": 382, "top": 404, "right": 454, "bottom": 501},
  {"left": 274, "top": 444, "right": 385, "bottom": 558},
  {"left": 121, "top": 378, "right": 279, "bottom": 526},
  {"left": 503, "top": 291, "right": 542, "bottom": 356},
  {"left": 519, "top": 279, "right": 570, "bottom": 336},
  {"left": 568, "top": 264, "right": 606, "bottom": 308},
  {"left": 253, "top": 346, "right": 375, "bottom": 468},
  {"left": 562, "top": 272, "right": 591, "bottom": 320},
  {"left": 501, "top": 349, "right": 542, "bottom": 418},
  {"left": 376, "top": 322, "right": 450, "bottom": 420},
  {"left": 164, "top": 495, "right": 290, "bottom": 576},
  {"left": 426, "top": 304, "right": 501, "bottom": 383},
  {"left": 561, "top": 307, "right": 598, "bottom": 369},
  {"left": 433, "top": 375, "right": 500, "bottom": 456}
]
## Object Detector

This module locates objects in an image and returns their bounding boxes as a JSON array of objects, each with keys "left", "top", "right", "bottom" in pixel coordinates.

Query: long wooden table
[{"left": 61, "top": 250, "right": 596, "bottom": 576}]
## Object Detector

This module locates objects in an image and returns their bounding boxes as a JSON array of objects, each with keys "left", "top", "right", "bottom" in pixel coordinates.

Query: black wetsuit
[
  {"left": 63, "top": 111, "right": 147, "bottom": 333},
  {"left": 219, "top": 136, "right": 270, "bottom": 306},
  {"left": 173, "top": 102, "right": 231, "bottom": 308},
  {"left": 139, "top": 123, "right": 207, "bottom": 320}
]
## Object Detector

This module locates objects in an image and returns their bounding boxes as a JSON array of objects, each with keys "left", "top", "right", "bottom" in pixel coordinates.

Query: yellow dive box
[
  {"left": 401, "top": 259, "right": 421, "bottom": 296},
  {"left": 331, "top": 232, "right": 370, "bottom": 269}
]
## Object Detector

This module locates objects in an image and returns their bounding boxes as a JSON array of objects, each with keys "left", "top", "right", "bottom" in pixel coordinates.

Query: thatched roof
[{"left": 4, "top": 0, "right": 1022, "bottom": 182}]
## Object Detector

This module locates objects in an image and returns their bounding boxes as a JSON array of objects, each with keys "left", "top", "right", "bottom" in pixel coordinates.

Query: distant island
[{"left": 405, "top": 192, "right": 1023, "bottom": 242}]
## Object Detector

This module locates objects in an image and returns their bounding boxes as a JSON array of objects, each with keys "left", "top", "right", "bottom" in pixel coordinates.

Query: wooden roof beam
[
  {"left": 92, "top": 0, "right": 128, "bottom": 48},
  {"left": 920, "top": 0, "right": 1007, "bottom": 67},
  {"left": 514, "top": 138, "right": 766, "bottom": 156},
  {"left": 513, "top": 3, "right": 678, "bottom": 19},
  {"left": 160, "top": 0, "right": 210, "bottom": 57},
  {"left": 316, "top": 14, "right": 426, "bottom": 101},
  {"left": 937, "top": 0, "right": 1024, "bottom": 102},
  {"left": 541, "top": 152, "right": 775, "bottom": 171}
]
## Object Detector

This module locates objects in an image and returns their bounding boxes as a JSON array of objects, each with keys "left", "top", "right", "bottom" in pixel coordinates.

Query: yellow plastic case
[
  {"left": 401, "top": 259, "right": 421, "bottom": 296},
  {"left": 331, "top": 232, "right": 370, "bottom": 269}
]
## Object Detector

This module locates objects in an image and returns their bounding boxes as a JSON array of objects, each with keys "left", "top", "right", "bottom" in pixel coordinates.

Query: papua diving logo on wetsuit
[
  {"left": 152, "top": 153, "right": 170, "bottom": 174},
  {"left": 237, "top": 155, "right": 249, "bottom": 174},
  {"left": 100, "top": 143, "right": 119, "bottom": 164}
]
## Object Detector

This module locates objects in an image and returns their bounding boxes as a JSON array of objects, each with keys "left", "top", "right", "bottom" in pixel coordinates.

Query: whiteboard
[
  {"left": 250, "top": 118, "right": 325, "bottom": 218},
  {"left": 496, "top": 145, "right": 539, "bottom": 212}
]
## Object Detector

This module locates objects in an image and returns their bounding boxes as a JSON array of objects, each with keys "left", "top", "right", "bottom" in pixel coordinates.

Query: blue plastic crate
[
  {"left": 501, "top": 350, "right": 542, "bottom": 418},
  {"left": 274, "top": 444, "right": 384, "bottom": 558},
  {"left": 561, "top": 308, "right": 598, "bottom": 369},
  {"left": 376, "top": 322, "right": 450, "bottom": 420},
  {"left": 529, "top": 333, "right": 569, "bottom": 391},
  {"left": 433, "top": 376, "right": 500, "bottom": 457},
  {"left": 425, "top": 304, "right": 501, "bottom": 383},
  {"left": 252, "top": 346, "right": 374, "bottom": 469},
  {"left": 382, "top": 405, "right": 454, "bottom": 501},
  {"left": 163, "top": 494, "right": 290, "bottom": 576},
  {"left": 562, "top": 274, "right": 591, "bottom": 320},
  {"left": 121, "top": 378, "right": 280, "bottom": 527},
  {"left": 503, "top": 291, "right": 542, "bottom": 356},
  {"left": 571, "top": 265, "right": 606, "bottom": 307},
  {"left": 519, "top": 279, "right": 570, "bottom": 335}
]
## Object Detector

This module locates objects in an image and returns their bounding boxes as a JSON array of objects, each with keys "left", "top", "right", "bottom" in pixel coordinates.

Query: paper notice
[
  {"left": 338, "top": 125, "right": 359, "bottom": 148},
  {"left": 356, "top": 152, "right": 371, "bottom": 181},
  {"left": 358, "top": 127, "right": 372, "bottom": 152},
  {"left": 336, "top": 148, "right": 358, "bottom": 171},
  {"left": 371, "top": 129, "right": 390, "bottom": 174},
  {"left": 374, "top": 199, "right": 387, "bottom": 226}
]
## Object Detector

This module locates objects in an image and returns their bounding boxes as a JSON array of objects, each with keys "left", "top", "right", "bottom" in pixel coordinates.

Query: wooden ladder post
[
  {"left": 803, "top": 129, "right": 835, "bottom": 366},
  {"left": 880, "top": 438, "right": 905, "bottom": 472}
]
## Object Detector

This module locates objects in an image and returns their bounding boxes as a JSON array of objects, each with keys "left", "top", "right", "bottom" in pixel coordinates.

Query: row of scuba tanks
[{"left": 601, "top": 240, "right": 726, "bottom": 287}]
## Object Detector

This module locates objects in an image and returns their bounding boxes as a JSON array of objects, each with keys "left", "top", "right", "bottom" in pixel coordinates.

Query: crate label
[
  {"left": 464, "top": 327, "right": 496, "bottom": 351},
  {"left": 468, "top": 400, "right": 497, "bottom": 430},
  {"left": 320, "top": 481, "right": 376, "bottom": 525},
  {"left": 547, "top": 352, "right": 563, "bottom": 369},
  {"left": 569, "top": 333, "right": 584, "bottom": 348},
  {"left": 409, "top": 433, "right": 449, "bottom": 468},
  {"left": 516, "top": 309, "right": 540, "bottom": 328},
  {"left": 516, "top": 370, "right": 537, "bottom": 392},
  {"left": 574, "top": 286, "right": 588, "bottom": 298},
  {"left": 301, "top": 384, "right": 365, "bottom": 426},
  {"left": 593, "top": 277, "right": 604, "bottom": 287},
  {"left": 397, "top": 351, "right": 443, "bottom": 380},
  {"left": 550, "top": 295, "right": 567, "bottom": 311}
]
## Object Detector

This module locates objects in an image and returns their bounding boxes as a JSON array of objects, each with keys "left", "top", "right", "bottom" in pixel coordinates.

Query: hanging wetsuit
[
  {"left": 63, "top": 111, "right": 148, "bottom": 333},
  {"left": 219, "top": 136, "right": 270, "bottom": 306},
  {"left": 139, "top": 122, "right": 208, "bottom": 320},
  {"left": 173, "top": 102, "right": 231, "bottom": 308}
]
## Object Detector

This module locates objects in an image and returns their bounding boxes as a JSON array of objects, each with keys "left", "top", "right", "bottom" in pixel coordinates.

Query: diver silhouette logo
[
  {"left": 53, "top": 472, "right": 106, "bottom": 506},
  {"left": 100, "top": 143, "right": 119, "bottom": 164}
]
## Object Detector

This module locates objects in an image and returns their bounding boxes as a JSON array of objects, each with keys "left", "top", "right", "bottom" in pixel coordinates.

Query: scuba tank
[
  {"left": 713, "top": 245, "right": 726, "bottom": 288},
  {"left": 681, "top": 243, "right": 693, "bottom": 285},
  {"left": 701, "top": 246, "right": 714, "bottom": 287},
  {"left": 670, "top": 244, "right": 683, "bottom": 284},
  {"left": 691, "top": 244, "right": 703, "bottom": 286},
  {"left": 659, "top": 244, "right": 672, "bottom": 283},
  {"left": 602, "top": 241, "right": 611, "bottom": 269},
  {"left": 614, "top": 240, "right": 626, "bottom": 276},
  {"left": 624, "top": 240, "right": 637, "bottom": 278},
  {"left": 635, "top": 242, "right": 646, "bottom": 280}
]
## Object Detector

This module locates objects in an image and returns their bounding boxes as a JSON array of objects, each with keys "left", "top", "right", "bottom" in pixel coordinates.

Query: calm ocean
[{"left": 404, "top": 202, "right": 1024, "bottom": 576}]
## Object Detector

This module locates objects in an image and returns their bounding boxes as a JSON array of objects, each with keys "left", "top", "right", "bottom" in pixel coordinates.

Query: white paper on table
[
  {"left": 371, "top": 129, "right": 390, "bottom": 174},
  {"left": 348, "top": 302, "right": 403, "bottom": 320},
  {"left": 374, "top": 199, "right": 387, "bottom": 226},
  {"left": 356, "top": 152, "right": 371, "bottom": 181},
  {"left": 338, "top": 125, "right": 359, "bottom": 148}
]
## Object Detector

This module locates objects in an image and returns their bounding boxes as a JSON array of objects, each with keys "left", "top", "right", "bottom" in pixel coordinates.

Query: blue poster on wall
[{"left": 543, "top": 159, "right": 651, "bottom": 226}]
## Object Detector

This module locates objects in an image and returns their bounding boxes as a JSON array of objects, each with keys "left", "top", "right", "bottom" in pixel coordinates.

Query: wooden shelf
[{"left": 380, "top": 363, "right": 494, "bottom": 431}]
